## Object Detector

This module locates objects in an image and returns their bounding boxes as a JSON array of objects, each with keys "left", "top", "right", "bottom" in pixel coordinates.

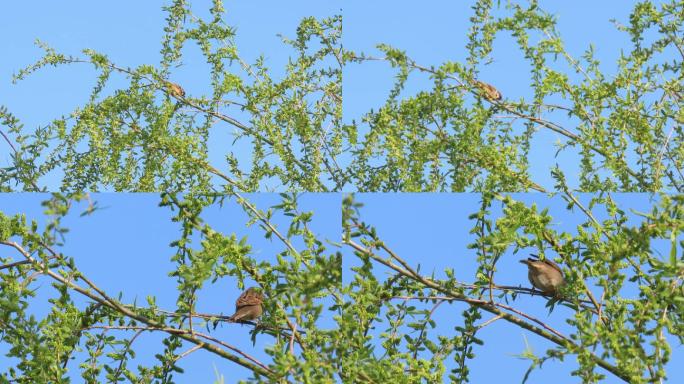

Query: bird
[
  {"left": 474, "top": 80, "right": 502, "bottom": 101},
  {"left": 166, "top": 81, "right": 185, "bottom": 98},
  {"left": 229, "top": 287, "right": 263, "bottom": 322},
  {"left": 519, "top": 254, "right": 565, "bottom": 295}
]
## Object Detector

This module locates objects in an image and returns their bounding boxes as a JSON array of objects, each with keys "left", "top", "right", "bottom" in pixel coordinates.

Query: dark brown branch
[
  {"left": 84, "top": 325, "right": 272, "bottom": 374},
  {"left": 0, "top": 240, "right": 279, "bottom": 380},
  {"left": 345, "top": 238, "right": 634, "bottom": 382}
]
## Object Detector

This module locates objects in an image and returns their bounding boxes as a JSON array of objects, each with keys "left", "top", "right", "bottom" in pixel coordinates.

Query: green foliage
[
  {"left": 1, "top": 1, "right": 681, "bottom": 192},
  {"left": 0, "top": 0, "right": 682, "bottom": 383},
  {"left": 344, "top": 0, "right": 683, "bottom": 192},
  {"left": 1, "top": 2, "right": 342, "bottom": 193},
  {"left": 0, "top": 193, "right": 343, "bottom": 383},
  {"left": 340, "top": 193, "right": 683, "bottom": 383}
]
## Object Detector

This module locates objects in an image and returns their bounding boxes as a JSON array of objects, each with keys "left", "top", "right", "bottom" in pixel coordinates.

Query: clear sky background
[
  {"left": 0, "top": 193, "right": 341, "bottom": 383},
  {"left": 1, "top": 0, "right": 675, "bottom": 191},
  {"left": 343, "top": 0, "right": 673, "bottom": 190},
  {"left": 0, "top": 0, "right": 340, "bottom": 190},
  {"left": 343, "top": 193, "right": 682, "bottom": 383},
  {"left": 1, "top": 0, "right": 681, "bottom": 383}
]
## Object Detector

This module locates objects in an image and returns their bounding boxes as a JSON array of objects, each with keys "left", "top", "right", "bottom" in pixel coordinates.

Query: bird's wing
[
  {"left": 543, "top": 259, "right": 563, "bottom": 274},
  {"left": 235, "top": 289, "right": 262, "bottom": 308}
]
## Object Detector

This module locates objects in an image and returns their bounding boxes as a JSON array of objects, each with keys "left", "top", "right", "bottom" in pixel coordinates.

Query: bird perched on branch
[
  {"left": 519, "top": 254, "right": 564, "bottom": 295},
  {"left": 229, "top": 287, "right": 263, "bottom": 322},
  {"left": 166, "top": 81, "right": 185, "bottom": 98},
  {"left": 474, "top": 80, "right": 502, "bottom": 101}
]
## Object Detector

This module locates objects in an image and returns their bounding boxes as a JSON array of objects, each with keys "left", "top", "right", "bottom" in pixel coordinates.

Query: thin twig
[
  {"left": 85, "top": 325, "right": 273, "bottom": 374},
  {"left": 289, "top": 323, "right": 297, "bottom": 355},
  {"left": 109, "top": 330, "right": 144, "bottom": 382},
  {"left": 0, "top": 129, "right": 18, "bottom": 153},
  {"left": 0, "top": 240, "right": 277, "bottom": 379},
  {"left": 346, "top": 238, "right": 633, "bottom": 382}
]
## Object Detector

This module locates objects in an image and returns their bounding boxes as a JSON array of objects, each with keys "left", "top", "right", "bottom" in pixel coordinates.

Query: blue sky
[
  {"left": 0, "top": 0, "right": 339, "bottom": 190},
  {"left": 3, "top": 192, "right": 679, "bottom": 382},
  {"left": 1, "top": 0, "right": 681, "bottom": 383},
  {"left": 3, "top": 1, "right": 671, "bottom": 191},
  {"left": 343, "top": 0, "right": 669, "bottom": 190},
  {"left": 343, "top": 193, "right": 682, "bottom": 383},
  {"left": 0, "top": 193, "right": 341, "bottom": 382}
]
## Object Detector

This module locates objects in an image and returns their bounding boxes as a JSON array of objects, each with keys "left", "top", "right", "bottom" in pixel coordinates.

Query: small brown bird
[
  {"left": 166, "top": 82, "right": 185, "bottom": 98},
  {"left": 519, "top": 255, "right": 564, "bottom": 295},
  {"left": 474, "top": 80, "right": 502, "bottom": 101},
  {"left": 229, "top": 287, "right": 263, "bottom": 322}
]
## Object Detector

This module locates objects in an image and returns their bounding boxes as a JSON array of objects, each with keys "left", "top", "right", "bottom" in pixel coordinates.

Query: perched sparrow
[
  {"left": 166, "top": 82, "right": 185, "bottom": 98},
  {"left": 519, "top": 255, "right": 564, "bottom": 295},
  {"left": 474, "top": 80, "right": 502, "bottom": 101},
  {"left": 229, "top": 287, "right": 263, "bottom": 322}
]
